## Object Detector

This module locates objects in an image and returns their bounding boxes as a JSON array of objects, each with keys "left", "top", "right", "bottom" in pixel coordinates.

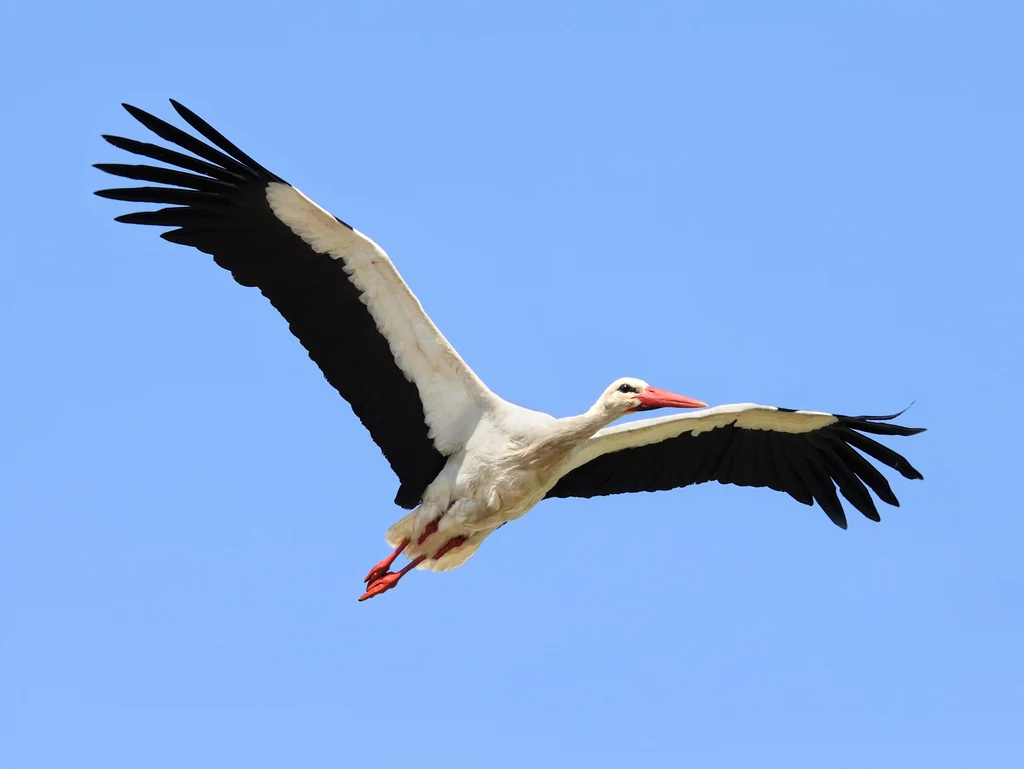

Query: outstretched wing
[
  {"left": 95, "top": 100, "right": 496, "bottom": 508},
  {"left": 546, "top": 403, "right": 925, "bottom": 528}
]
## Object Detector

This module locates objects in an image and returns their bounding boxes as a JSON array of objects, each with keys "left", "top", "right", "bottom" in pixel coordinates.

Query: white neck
[
  {"left": 518, "top": 397, "right": 626, "bottom": 471},
  {"left": 550, "top": 399, "right": 623, "bottom": 449}
]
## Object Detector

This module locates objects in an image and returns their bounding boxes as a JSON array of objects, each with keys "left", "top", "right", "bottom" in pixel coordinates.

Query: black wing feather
[
  {"left": 95, "top": 101, "right": 447, "bottom": 509},
  {"left": 771, "top": 433, "right": 814, "bottom": 506},
  {"left": 546, "top": 411, "right": 924, "bottom": 528},
  {"left": 93, "top": 163, "right": 235, "bottom": 193},
  {"left": 120, "top": 103, "right": 258, "bottom": 180},
  {"left": 102, "top": 135, "right": 246, "bottom": 183}
]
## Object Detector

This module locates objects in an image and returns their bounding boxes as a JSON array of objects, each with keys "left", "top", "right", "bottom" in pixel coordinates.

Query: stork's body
[
  {"left": 95, "top": 101, "right": 926, "bottom": 602},
  {"left": 383, "top": 393, "right": 665, "bottom": 571}
]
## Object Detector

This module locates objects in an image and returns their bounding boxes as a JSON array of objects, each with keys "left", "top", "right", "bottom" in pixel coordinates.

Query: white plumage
[
  {"left": 266, "top": 182, "right": 496, "bottom": 456},
  {"left": 95, "top": 100, "right": 925, "bottom": 601}
]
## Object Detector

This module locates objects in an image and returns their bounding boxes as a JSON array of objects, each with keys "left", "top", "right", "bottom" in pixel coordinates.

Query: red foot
[
  {"left": 358, "top": 555, "right": 426, "bottom": 602},
  {"left": 361, "top": 521, "right": 436, "bottom": 588},
  {"left": 363, "top": 538, "right": 408, "bottom": 584},
  {"left": 357, "top": 533, "right": 467, "bottom": 603},
  {"left": 358, "top": 572, "right": 401, "bottom": 601}
]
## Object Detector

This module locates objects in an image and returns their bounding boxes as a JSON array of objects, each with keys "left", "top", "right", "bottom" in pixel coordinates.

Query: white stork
[{"left": 95, "top": 101, "right": 925, "bottom": 602}]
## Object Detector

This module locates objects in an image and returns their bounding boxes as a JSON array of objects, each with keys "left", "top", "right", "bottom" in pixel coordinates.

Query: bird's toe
[{"left": 358, "top": 572, "right": 400, "bottom": 602}]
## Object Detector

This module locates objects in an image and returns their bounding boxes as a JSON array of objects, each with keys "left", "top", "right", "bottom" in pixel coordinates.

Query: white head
[{"left": 599, "top": 377, "right": 707, "bottom": 416}]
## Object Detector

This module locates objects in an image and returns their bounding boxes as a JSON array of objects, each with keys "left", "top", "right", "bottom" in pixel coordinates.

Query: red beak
[{"left": 636, "top": 386, "right": 708, "bottom": 411}]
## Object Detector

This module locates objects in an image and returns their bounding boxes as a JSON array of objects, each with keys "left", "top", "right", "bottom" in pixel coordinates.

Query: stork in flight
[{"left": 95, "top": 101, "right": 925, "bottom": 602}]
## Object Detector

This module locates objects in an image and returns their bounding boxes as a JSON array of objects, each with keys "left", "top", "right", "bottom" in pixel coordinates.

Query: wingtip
[
  {"left": 843, "top": 409, "right": 927, "bottom": 437},
  {"left": 121, "top": 102, "right": 165, "bottom": 127},
  {"left": 168, "top": 99, "right": 201, "bottom": 127},
  {"left": 871, "top": 403, "right": 915, "bottom": 422},
  {"left": 113, "top": 212, "right": 149, "bottom": 224},
  {"left": 891, "top": 400, "right": 917, "bottom": 419},
  {"left": 121, "top": 103, "right": 152, "bottom": 124},
  {"left": 895, "top": 458, "right": 925, "bottom": 481},
  {"left": 886, "top": 402, "right": 928, "bottom": 433}
]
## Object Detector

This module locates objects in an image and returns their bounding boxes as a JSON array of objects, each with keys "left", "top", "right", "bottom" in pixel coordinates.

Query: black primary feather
[
  {"left": 95, "top": 101, "right": 447, "bottom": 509},
  {"left": 547, "top": 409, "right": 925, "bottom": 528}
]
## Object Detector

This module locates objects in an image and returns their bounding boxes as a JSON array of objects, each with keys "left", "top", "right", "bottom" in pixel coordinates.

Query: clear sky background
[{"left": 3, "top": 1, "right": 1022, "bottom": 767}]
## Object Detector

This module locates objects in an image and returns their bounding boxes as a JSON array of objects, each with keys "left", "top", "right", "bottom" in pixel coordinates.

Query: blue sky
[{"left": 3, "top": 1, "right": 1022, "bottom": 766}]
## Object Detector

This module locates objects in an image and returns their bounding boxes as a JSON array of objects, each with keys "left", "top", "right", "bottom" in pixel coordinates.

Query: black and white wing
[
  {"left": 546, "top": 404, "right": 925, "bottom": 528},
  {"left": 95, "top": 100, "right": 496, "bottom": 509}
]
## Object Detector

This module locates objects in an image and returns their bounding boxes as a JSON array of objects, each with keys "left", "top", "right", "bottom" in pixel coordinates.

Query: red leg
[
  {"left": 361, "top": 517, "right": 438, "bottom": 586},
  {"left": 417, "top": 519, "right": 440, "bottom": 545},
  {"left": 363, "top": 538, "right": 408, "bottom": 585},
  {"left": 358, "top": 555, "right": 426, "bottom": 602},
  {"left": 357, "top": 535, "right": 468, "bottom": 603},
  {"left": 430, "top": 535, "right": 467, "bottom": 563}
]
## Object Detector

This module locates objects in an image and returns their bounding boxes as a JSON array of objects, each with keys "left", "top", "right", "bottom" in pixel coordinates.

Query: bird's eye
[{"left": 618, "top": 384, "right": 637, "bottom": 394}]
